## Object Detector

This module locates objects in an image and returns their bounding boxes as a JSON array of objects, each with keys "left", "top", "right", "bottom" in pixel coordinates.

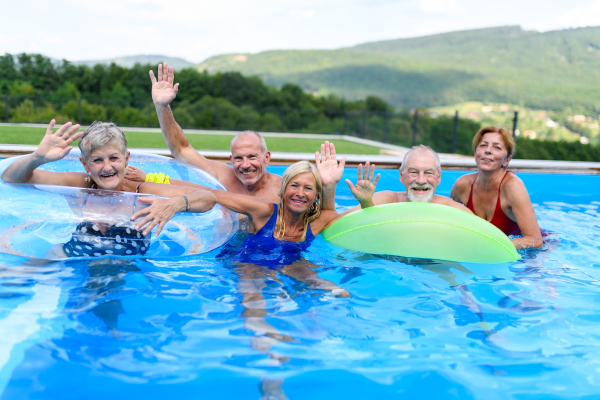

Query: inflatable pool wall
[{"left": 0, "top": 150, "right": 239, "bottom": 260}]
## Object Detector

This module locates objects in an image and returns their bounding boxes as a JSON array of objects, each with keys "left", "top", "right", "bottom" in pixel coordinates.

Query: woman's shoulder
[
  {"left": 502, "top": 171, "right": 526, "bottom": 189},
  {"left": 453, "top": 172, "right": 477, "bottom": 188},
  {"left": 501, "top": 171, "right": 529, "bottom": 200}
]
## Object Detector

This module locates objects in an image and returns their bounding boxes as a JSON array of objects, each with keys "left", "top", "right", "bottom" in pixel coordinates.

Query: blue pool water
[{"left": 1, "top": 168, "right": 600, "bottom": 399}]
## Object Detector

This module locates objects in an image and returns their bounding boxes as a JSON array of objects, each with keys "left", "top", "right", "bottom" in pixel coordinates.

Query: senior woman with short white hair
[{"left": 1, "top": 119, "right": 217, "bottom": 257}]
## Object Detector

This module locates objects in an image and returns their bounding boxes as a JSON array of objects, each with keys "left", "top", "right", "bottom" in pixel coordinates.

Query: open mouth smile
[{"left": 100, "top": 172, "right": 117, "bottom": 179}]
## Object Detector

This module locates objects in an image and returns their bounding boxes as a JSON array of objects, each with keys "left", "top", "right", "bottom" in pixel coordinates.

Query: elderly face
[
  {"left": 400, "top": 150, "right": 440, "bottom": 202},
  {"left": 475, "top": 132, "right": 510, "bottom": 171},
  {"left": 80, "top": 143, "right": 129, "bottom": 190},
  {"left": 230, "top": 134, "right": 270, "bottom": 186},
  {"left": 283, "top": 172, "right": 317, "bottom": 215}
]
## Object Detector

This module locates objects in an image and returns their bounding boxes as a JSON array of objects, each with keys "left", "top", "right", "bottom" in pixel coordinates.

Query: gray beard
[{"left": 407, "top": 184, "right": 434, "bottom": 203}]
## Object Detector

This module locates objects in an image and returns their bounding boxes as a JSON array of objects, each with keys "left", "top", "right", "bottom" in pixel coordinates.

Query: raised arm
[
  {"left": 1, "top": 120, "right": 84, "bottom": 186},
  {"left": 315, "top": 141, "right": 346, "bottom": 211},
  {"left": 151, "top": 63, "right": 231, "bottom": 180}
]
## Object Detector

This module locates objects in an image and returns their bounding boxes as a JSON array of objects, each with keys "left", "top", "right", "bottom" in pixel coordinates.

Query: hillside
[
  {"left": 72, "top": 55, "right": 194, "bottom": 70},
  {"left": 195, "top": 26, "right": 600, "bottom": 113}
]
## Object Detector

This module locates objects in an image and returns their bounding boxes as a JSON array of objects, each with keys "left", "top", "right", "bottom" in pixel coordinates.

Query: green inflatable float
[{"left": 322, "top": 203, "right": 520, "bottom": 263}]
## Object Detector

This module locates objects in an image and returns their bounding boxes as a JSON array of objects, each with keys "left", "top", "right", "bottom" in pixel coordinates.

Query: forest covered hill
[{"left": 195, "top": 26, "right": 600, "bottom": 114}]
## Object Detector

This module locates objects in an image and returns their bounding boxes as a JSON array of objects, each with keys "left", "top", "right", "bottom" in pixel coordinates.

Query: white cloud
[
  {"left": 557, "top": 0, "right": 600, "bottom": 28},
  {"left": 0, "top": 33, "right": 8, "bottom": 43},
  {"left": 417, "top": 0, "right": 462, "bottom": 14},
  {"left": 39, "top": 31, "right": 60, "bottom": 44},
  {"left": 288, "top": 8, "right": 316, "bottom": 18}
]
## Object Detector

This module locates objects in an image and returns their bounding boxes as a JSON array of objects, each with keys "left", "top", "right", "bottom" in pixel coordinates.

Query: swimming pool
[{"left": 1, "top": 167, "right": 599, "bottom": 399}]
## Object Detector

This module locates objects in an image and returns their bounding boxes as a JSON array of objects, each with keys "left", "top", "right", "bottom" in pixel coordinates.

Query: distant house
[
  {"left": 523, "top": 130, "right": 536, "bottom": 139},
  {"left": 573, "top": 115, "right": 586, "bottom": 123}
]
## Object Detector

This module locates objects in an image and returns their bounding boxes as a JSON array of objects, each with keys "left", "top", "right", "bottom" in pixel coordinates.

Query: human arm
[
  {"left": 345, "top": 162, "right": 380, "bottom": 209},
  {"left": 132, "top": 182, "right": 274, "bottom": 235},
  {"left": 450, "top": 175, "right": 472, "bottom": 206},
  {"left": 503, "top": 178, "right": 543, "bottom": 249},
  {"left": 151, "top": 63, "right": 232, "bottom": 181},
  {"left": 315, "top": 141, "right": 346, "bottom": 211},
  {"left": 125, "top": 165, "right": 206, "bottom": 189},
  {"left": 1, "top": 120, "right": 85, "bottom": 186}
]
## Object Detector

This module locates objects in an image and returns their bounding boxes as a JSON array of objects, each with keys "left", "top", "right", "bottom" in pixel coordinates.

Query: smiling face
[
  {"left": 400, "top": 150, "right": 441, "bottom": 202},
  {"left": 282, "top": 172, "right": 318, "bottom": 215},
  {"left": 230, "top": 133, "right": 270, "bottom": 186},
  {"left": 80, "top": 143, "right": 130, "bottom": 190},
  {"left": 475, "top": 132, "right": 511, "bottom": 172}
]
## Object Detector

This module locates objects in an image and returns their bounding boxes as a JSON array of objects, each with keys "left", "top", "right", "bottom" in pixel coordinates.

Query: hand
[
  {"left": 34, "top": 120, "right": 82, "bottom": 162},
  {"left": 149, "top": 62, "right": 179, "bottom": 106},
  {"left": 125, "top": 165, "right": 147, "bottom": 182},
  {"left": 345, "top": 161, "right": 380, "bottom": 207},
  {"left": 131, "top": 196, "right": 184, "bottom": 236},
  {"left": 315, "top": 141, "right": 346, "bottom": 186}
]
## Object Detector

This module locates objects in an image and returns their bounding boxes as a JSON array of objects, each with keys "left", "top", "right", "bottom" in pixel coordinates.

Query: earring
[{"left": 84, "top": 173, "right": 91, "bottom": 183}]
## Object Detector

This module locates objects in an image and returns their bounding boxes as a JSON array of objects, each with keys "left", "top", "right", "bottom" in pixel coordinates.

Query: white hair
[
  {"left": 78, "top": 121, "right": 128, "bottom": 160},
  {"left": 230, "top": 131, "right": 267, "bottom": 153},
  {"left": 401, "top": 145, "right": 441, "bottom": 175}
]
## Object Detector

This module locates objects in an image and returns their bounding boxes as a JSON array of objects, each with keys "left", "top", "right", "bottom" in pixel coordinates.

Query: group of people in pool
[{"left": 0, "top": 62, "right": 543, "bottom": 262}]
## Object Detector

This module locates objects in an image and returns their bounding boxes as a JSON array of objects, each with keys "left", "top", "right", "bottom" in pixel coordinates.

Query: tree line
[{"left": 1, "top": 52, "right": 599, "bottom": 161}]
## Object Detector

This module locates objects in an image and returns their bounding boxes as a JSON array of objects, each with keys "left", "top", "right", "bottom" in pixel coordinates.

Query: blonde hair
[
  {"left": 275, "top": 161, "right": 322, "bottom": 241},
  {"left": 472, "top": 126, "right": 515, "bottom": 158}
]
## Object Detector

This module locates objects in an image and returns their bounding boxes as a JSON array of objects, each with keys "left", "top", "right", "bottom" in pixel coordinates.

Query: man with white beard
[{"left": 344, "top": 145, "right": 472, "bottom": 212}]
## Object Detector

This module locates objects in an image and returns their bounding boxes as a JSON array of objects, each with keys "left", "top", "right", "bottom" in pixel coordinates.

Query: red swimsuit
[{"left": 466, "top": 171, "right": 522, "bottom": 236}]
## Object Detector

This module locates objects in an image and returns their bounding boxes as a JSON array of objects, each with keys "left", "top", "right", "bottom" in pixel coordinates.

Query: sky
[{"left": 2, "top": 0, "right": 600, "bottom": 63}]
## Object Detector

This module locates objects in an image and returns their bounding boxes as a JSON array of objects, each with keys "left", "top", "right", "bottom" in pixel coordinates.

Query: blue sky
[{"left": 2, "top": 0, "right": 600, "bottom": 63}]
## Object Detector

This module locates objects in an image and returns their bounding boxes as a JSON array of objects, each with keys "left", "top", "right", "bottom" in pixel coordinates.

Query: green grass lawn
[{"left": 0, "top": 126, "right": 382, "bottom": 155}]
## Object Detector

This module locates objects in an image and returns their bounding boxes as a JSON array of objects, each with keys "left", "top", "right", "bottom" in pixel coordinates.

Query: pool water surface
[{"left": 1, "top": 168, "right": 600, "bottom": 399}]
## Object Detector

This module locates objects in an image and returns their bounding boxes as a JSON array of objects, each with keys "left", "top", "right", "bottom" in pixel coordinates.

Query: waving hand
[
  {"left": 315, "top": 141, "right": 346, "bottom": 186},
  {"left": 34, "top": 120, "right": 82, "bottom": 162},
  {"left": 150, "top": 62, "right": 179, "bottom": 106},
  {"left": 345, "top": 161, "right": 380, "bottom": 209}
]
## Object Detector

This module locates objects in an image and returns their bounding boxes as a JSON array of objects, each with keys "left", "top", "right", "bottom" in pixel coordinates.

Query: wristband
[{"left": 182, "top": 195, "right": 190, "bottom": 212}]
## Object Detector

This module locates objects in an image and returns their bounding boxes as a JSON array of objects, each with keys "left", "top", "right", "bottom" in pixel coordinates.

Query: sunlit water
[{"left": 1, "top": 168, "right": 599, "bottom": 399}]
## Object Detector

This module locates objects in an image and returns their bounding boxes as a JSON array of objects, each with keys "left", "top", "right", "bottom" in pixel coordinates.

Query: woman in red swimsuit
[{"left": 450, "top": 126, "right": 543, "bottom": 249}]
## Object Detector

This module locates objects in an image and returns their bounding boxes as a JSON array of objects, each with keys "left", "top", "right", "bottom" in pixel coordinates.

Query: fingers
[
  {"left": 329, "top": 142, "right": 336, "bottom": 158},
  {"left": 143, "top": 219, "right": 159, "bottom": 237},
  {"left": 162, "top": 62, "right": 168, "bottom": 82},
  {"left": 364, "top": 161, "right": 371, "bottom": 180},
  {"left": 173, "top": 82, "right": 179, "bottom": 94},
  {"left": 373, "top": 173, "right": 381, "bottom": 187},
  {"left": 357, "top": 163, "right": 362, "bottom": 183},
  {"left": 149, "top": 70, "right": 157, "bottom": 85},
  {"left": 339, "top": 157, "right": 346, "bottom": 170},
  {"left": 314, "top": 151, "right": 321, "bottom": 168},
  {"left": 135, "top": 214, "right": 154, "bottom": 232},
  {"left": 167, "top": 65, "right": 174, "bottom": 85},
  {"left": 61, "top": 123, "right": 80, "bottom": 139},
  {"left": 367, "top": 162, "right": 376, "bottom": 181},
  {"left": 325, "top": 141, "right": 331, "bottom": 160},
  {"left": 154, "top": 221, "right": 166, "bottom": 237},
  {"left": 345, "top": 179, "right": 355, "bottom": 193},
  {"left": 45, "top": 119, "right": 56, "bottom": 136},
  {"left": 65, "top": 131, "right": 83, "bottom": 145},
  {"left": 157, "top": 63, "right": 163, "bottom": 82},
  {"left": 54, "top": 121, "right": 72, "bottom": 136},
  {"left": 320, "top": 143, "right": 325, "bottom": 163}
]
